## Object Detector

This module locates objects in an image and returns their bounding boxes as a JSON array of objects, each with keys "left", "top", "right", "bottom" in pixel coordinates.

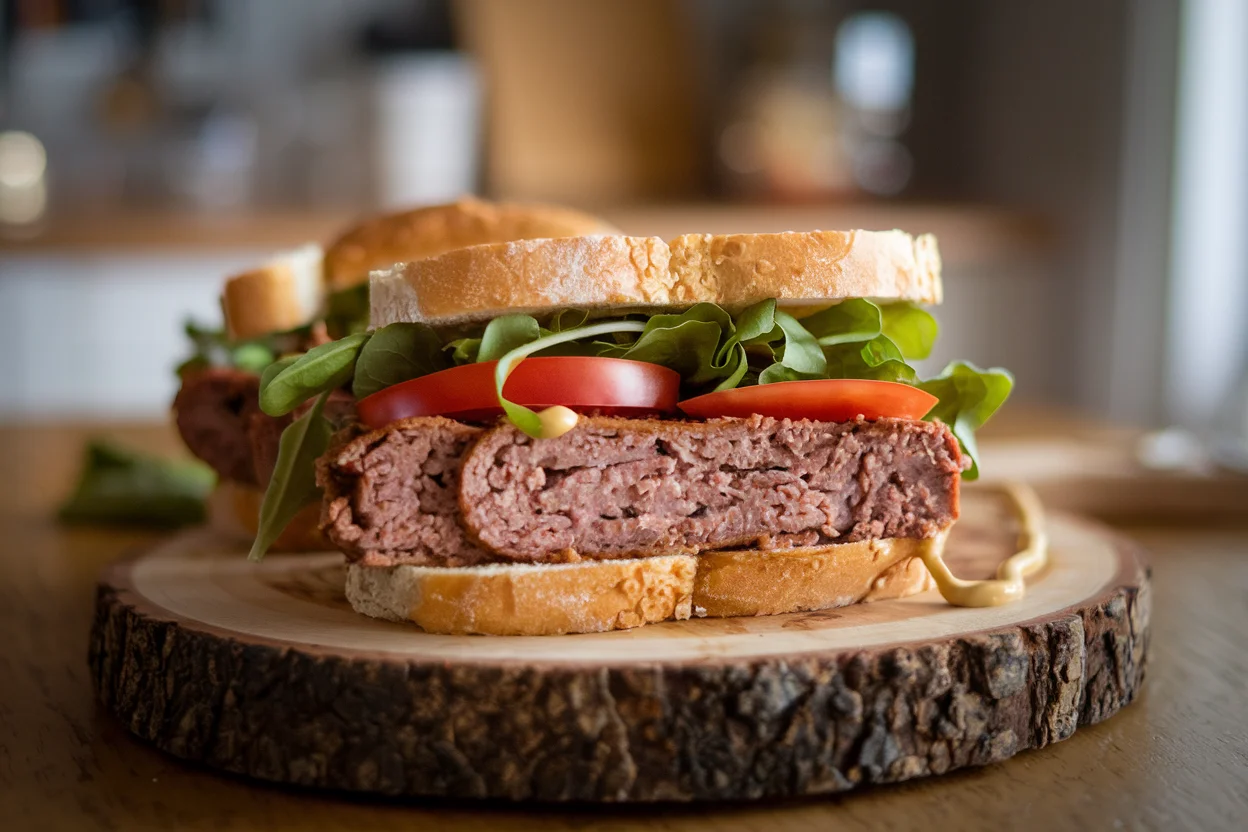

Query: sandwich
[
  {"left": 171, "top": 198, "right": 616, "bottom": 550},
  {"left": 251, "top": 230, "right": 1014, "bottom": 635}
]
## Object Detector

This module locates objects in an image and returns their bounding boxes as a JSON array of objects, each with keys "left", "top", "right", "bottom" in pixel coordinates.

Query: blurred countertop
[{"left": 0, "top": 202, "right": 1056, "bottom": 266}]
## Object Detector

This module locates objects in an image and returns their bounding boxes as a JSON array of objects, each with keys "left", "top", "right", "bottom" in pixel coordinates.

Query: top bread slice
[
  {"left": 370, "top": 229, "right": 942, "bottom": 328},
  {"left": 222, "top": 198, "right": 617, "bottom": 340}
]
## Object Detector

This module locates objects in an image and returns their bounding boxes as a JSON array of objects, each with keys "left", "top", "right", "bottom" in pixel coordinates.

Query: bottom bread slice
[{"left": 346, "top": 536, "right": 940, "bottom": 636}]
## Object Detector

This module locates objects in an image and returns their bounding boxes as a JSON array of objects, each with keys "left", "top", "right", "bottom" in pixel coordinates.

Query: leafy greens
[
  {"left": 248, "top": 297, "right": 1012, "bottom": 559},
  {"left": 58, "top": 441, "right": 215, "bottom": 528}
]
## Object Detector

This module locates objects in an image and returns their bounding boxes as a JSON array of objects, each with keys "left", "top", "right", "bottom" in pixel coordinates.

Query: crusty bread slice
[
  {"left": 222, "top": 244, "right": 324, "bottom": 340},
  {"left": 370, "top": 229, "right": 942, "bottom": 328},
  {"left": 346, "top": 537, "right": 939, "bottom": 636},
  {"left": 323, "top": 196, "right": 618, "bottom": 290},
  {"left": 222, "top": 199, "right": 616, "bottom": 340}
]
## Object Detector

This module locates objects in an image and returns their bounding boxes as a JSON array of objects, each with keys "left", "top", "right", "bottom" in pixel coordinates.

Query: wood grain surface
[
  {"left": 2, "top": 420, "right": 1246, "bottom": 829},
  {"left": 85, "top": 498, "right": 1147, "bottom": 801}
]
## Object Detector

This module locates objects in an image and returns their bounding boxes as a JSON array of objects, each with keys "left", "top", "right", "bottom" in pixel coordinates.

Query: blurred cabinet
[{"left": 0, "top": 253, "right": 259, "bottom": 419}]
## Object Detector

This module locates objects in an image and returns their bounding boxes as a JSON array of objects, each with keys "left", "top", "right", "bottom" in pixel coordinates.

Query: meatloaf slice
[
  {"left": 459, "top": 415, "right": 964, "bottom": 563},
  {"left": 173, "top": 368, "right": 263, "bottom": 484},
  {"left": 319, "top": 416, "right": 491, "bottom": 567}
]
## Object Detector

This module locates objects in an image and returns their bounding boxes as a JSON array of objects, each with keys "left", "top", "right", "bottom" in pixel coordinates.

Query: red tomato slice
[
  {"left": 677, "top": 379, "right": 937, "bottom": 422},
  {"left": 356, "top": 357, "right": 681, "bottom": 429}
]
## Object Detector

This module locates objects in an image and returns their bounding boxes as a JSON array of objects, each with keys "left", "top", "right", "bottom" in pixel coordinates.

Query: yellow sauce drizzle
[
  {"left": 536, "top": 405, "right": 580, "bottom": 439},
  {"left": 919, "top": 482, "right": 1049, "bottom": 607}
]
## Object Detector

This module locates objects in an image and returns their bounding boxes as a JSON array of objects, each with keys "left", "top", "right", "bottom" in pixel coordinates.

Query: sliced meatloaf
[
  {"left": 176, "top": 368, "right": 356, "bottom": 487},
  {"left": 459, "top": 415, "right": 964, "bottom": 562},
  {"left": 321, "top": 414, "right": 963, "bottom": 567},
  {"left": 319, "top": 417, "right": 491, "bottom": 567},
  {"left": 173, "top": 368, "right": 264, "bottom": 484}
]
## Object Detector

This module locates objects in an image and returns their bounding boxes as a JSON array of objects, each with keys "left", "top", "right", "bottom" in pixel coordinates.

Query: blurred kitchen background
[{"left": 0, "top": 0, "right": 1245, "bottom": 462}]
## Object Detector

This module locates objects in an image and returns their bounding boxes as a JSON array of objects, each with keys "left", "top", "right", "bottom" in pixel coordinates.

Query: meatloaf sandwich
[
  {"left": 250, "top": 229, "right": 1013, "bottom": 635},
  {"left": 171, "top": 198, "right": 616, "bottom": 550}
]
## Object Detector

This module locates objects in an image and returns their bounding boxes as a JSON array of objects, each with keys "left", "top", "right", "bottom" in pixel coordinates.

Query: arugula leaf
[
  {"left": 494, "top": 321, "right": 648, "bottom": 437},
  {"left": 881, "top": 302, "right": 938, "bottom": 360},
  {"left": 259, "top": 332, "right": 370, "bottom": 416},
  {"left": 758, "top": 363, "right": 823, "bottom": 385},
  {"left": 917, "top": 361, "right": 1014, "bottom": 480},
  {"left": 448, "top": 337, "right": 481, "bottom": 364},
  {"left": 352, "top": 323, "right": 448, "bottom": 399},
  {"left": 823, "top": 335, "right": 918, "bottom": 384},
  {"left": 58, "top": 441, "right": 215, "bottom": 528},
  {"left": 622, "top": 319, "right": 726, "bottom": 384},
  {"left": 249, "top": 392, "right": 334, "bottom": 560},
  {"left": 478, "top": 314, "right": 544, "bottom": 362},
  {"left": 800, "top": 299, "right": 883, "bottom": 346},
  {"left": 734, "top": 299, "right": 779, "bottom": 344},
  {"left": 620, "top": 303, "right": 740, "bottom": 387},
  {"left": 548, "top": 309, "right": 590, "bottom": 332},
  {"left": 772, "top": 310, "right": 827, "bottom": 375},
  {"left": 324, "top": 283, "right": 371, "bottom": 338},
  {"left": 231, "top": 342, "right": 277, "bottom": 374},
  {"left": 260, "top": 354, "right": 300, "bottom": 391},
  {"left": 714, "top": 343, "right": 752, "bottom": 391}
]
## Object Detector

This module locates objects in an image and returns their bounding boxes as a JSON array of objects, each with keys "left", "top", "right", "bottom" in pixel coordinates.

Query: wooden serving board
[{"left": 88, "top": 492, "right": 1150, "bottom": 802}]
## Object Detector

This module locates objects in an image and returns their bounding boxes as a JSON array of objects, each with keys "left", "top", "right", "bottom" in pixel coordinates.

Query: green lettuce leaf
[
  {"left": 881, "top": 302, "right": 938, "bottom": 360},
  {"left": 352, "top": 323, "right": 447, "bottom": 400},
  {"left": 478, "top": 315, "right": 544, "bottom": 362},
  {"left": 800, "top": 299, "right": 882, "bottom": 346},
  {"left": 58, "top": 441, "right": 214, "bottom": 528},
  {"left": 324, "top": 283, "right": 371, "bottom": 338},
  {"left": 448, "top": 337, "right": 481, "bottom": 364},
  {"left": 494, "top": 320, "right": 648, "bottom": 437},
  {"left": 258, "top": 332, "right": 370, "bottom": 416},
  {"left": 772, "top": 310, "right": 827, "bottom": 375},
  {"left": 917, "top": 361, "right": 1014, "bottom": 480},
  {"left": 249, "top": 392, "right": 334, "bottom": 560},
  {"left": 177, "top": 319, "right": 314, "bottom": 376}
]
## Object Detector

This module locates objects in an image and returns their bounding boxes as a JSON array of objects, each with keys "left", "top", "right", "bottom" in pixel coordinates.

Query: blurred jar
[
  {"left": 716, "top": 4, "right": 915, "bottom": 200},
  {"left": 371, "top": 53, "right": 482, "bottom": 207}
]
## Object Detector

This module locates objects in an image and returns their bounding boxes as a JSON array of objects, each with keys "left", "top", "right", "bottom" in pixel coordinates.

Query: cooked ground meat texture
[
  {"left": 318, "top": 416, "right": 492, "bottom": 567},
  {"left": 322, "top": 414, "right": 962, "bottom": 566},
  {"left": 459, "top": 416, "right": 963, "bottom": 563},
  {"left": 177, "top": 367, "right": 356, "bottom": 487},
  {"left": 249, "top": 392, "right": 356, "bottom": 485},
  {"left": 173, "top": 368, "right": 263, "bottom": 484}
]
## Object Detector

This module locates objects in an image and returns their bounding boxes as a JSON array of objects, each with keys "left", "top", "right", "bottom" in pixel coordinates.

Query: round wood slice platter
[{"left": 89, "top": 490, "right": 1150, "bottom": 802}]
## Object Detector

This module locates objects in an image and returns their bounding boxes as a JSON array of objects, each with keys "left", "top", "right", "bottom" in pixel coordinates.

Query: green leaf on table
[
  {"left": 352, "top": 323, "right": 448, "bottom": 399},
  {"left": 258, "top": 332, "right": 369, "bottom": 416},
  {"left": 57, "top": 442, "right": 215, "bottom": 528},
  {"left": 917, "top": 361, "right": 1014, "bottom": 480},
  {"left": 249, "top": 392, "right": 334, "bottom": 560}
]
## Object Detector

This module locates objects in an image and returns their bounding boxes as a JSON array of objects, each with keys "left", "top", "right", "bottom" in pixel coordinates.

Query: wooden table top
[{"left": 2, "top": 420, "right": 1245, "bottom": 830}]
